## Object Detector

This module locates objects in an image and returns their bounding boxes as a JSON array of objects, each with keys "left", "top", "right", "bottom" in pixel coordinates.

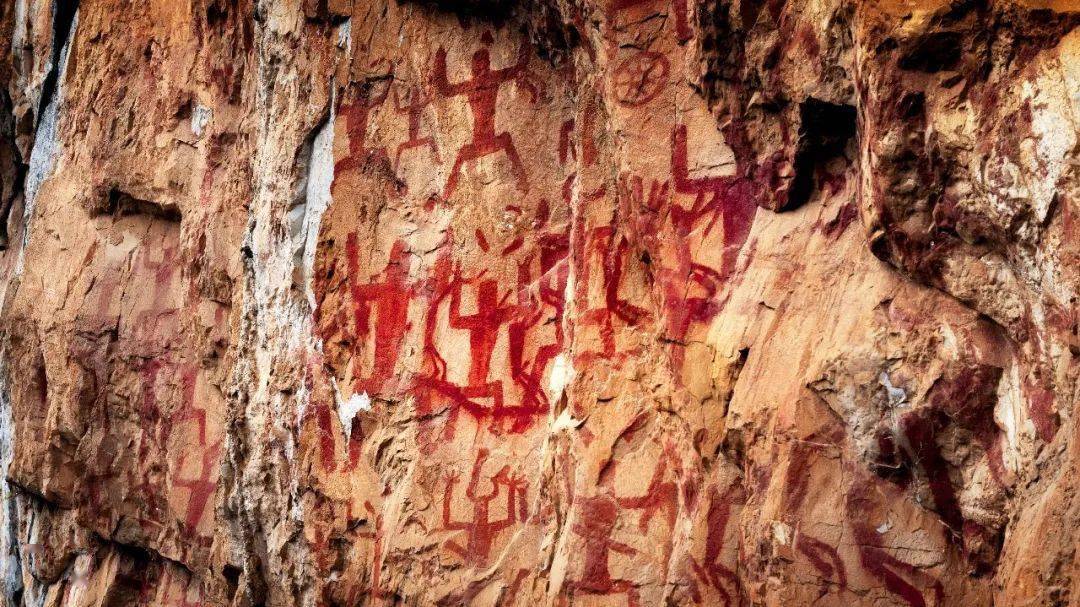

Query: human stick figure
[{"left": 432, "top": 35, "right": 541, "bottom": 199}]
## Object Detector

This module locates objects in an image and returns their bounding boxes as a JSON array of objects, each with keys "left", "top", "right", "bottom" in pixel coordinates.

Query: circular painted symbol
[{"left": 613, "top": 51, "right": 670, "bottom": 107}]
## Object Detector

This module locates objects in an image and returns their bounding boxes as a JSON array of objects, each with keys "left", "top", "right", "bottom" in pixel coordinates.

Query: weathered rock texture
[{"left": 0, "top": 0, "right": 1076, "bottom": 605}]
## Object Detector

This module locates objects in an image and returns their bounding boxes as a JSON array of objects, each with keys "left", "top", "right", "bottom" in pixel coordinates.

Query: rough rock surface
[{"left": 0, "top": 0, "right": 1076, "bottom": 605}]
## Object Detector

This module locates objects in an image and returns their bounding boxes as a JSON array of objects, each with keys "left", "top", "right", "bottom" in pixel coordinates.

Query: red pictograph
[
  {"left": 441, "top": 448, "right": 528, "bottom": 567},
  {"left": 333, "top": 60, "right": 393, "bottom": 179},
  {"left": 391, "top": 83, "right": 441, "bottom": 170},
  {"left": 670, "top": 124, "right": 757, "bottom": 284},
  {"left": 344, "top": 235, "right": 417, "bottom": 397},
  {"left": 131, "top": 237, "right": 182, "bottom": 343},
  {"left": 606, "top": 0, "right": 691, "bottom": 41},
  {"left": 507, "top": 231, "right": 569, "bottom": 418},
  {"left": 612, "top": 50, "right": 670, "bottom": 107},
  {"left": 617, "top": 452, "right": 680, "bottom": 534},
  {"left": 846, "top": 478, "right": 945, "bottom": 607},
  {"left": 613, "top": 124, "right": 756, "bottom": 373},
  {"left": 780, "top": 442, "right": 848, "bottom": 589},
  {"left": 302, "top": 354, "right": 367, "bottom": 474},
  {"left": 564, "top": 495, "right": 641, "bottom": 606},
  {"left": 414, "top": 223, "right": 566, "bottom": 445},
  {"left": 688, "top": 485, "right": 745, "bottom": 606},
  {"left": 154, "top": 566, "right": 206, "bottom": 607},
  {"left": 572, "top": 189, "right": 651, "bottom": 367},
  {"left": 346, "top": 501, "right": 393, "bottom": 605},
  {"left": 673, "top": 0, "right": 692, "bottom": 41},
  {"left": 134, "top": 357, "right": 220, "bottom": 545},
  {"left": 432, "top": 36, "right": 541, "bottom": 198},
  {"left": 415, "top": 269, "right": 519, "bottom": 441},
  {"left": 559, "top": 119, "right": 576, "bottom": 164},
  {"left": 173, "top": 438, "right": 223, "bottom": 542}
]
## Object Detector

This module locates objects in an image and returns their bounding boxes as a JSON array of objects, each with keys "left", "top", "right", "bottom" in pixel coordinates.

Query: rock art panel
[{"left": 0, "top": 0, "right": 1076, "bottom": 605}]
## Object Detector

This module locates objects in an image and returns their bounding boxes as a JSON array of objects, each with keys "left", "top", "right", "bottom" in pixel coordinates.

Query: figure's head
[
  {"left": 471, "top": 48, "right": 490, "bottom": 74},
  {"left": 582, "top": 495, "right": 619, "bottom": 530}
]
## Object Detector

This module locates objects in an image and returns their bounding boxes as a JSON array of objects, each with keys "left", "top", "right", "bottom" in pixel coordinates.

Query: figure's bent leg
[{"left": 498, "top": 133, "right": 529, "bottom": 192}]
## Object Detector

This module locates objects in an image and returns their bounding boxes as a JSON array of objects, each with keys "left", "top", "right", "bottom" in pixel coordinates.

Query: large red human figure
[
  {"left": 441, "top": 449, "right": 528, "bottom": 567},
  {"left": 638, "top": 124, "right": 755, "bottom": 372},
  {"left": 670, "top": 124, "right": 757, "bottom": 274},
  {"left": 432, "top": 35, "right": 539, "bottom": 198},
  {"left": 565, "top": 495, "right": 641, "bottom": 606},
  {"left": 345, "top": 235, "right": 416, "bottom": 397},
  {"left": 391, "top": 83, "right": 440, "bottom": 171}
]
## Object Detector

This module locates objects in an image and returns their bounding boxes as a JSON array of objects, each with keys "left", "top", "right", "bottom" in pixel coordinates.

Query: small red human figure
[
  {"left": 450, "top": 275, "right": 515, "bottom": 389},
  {"left": 565, "top": 495, "right": 641, "bottom": 606},
  {"left": 334, "top": 60, "right": 393, "bottom": 179},
  {"left": 672, "top": 0, "right": 691, "bottom": 41},
  {"left": 391, "top": 83, "right": 440, "bottom": 171},
  {"left": 345, "top": 235, "right": 417, "bottom": 397},
  {"left": 173, "top": 438, "right": 223, "bottom": 542},
  {"left": 781, "top": 442, "right": 848, "bottom": 589},
  {"left": 131, "top": 238, "right": 181, "bottom": 342},
  {"left": 670, "top": 124, "right": 756, "bottom": 279},
  {"left": 689, "top": 485, "right": 745, "bottom": 606},
  {"left": 432, "top": 34, "right": 541, "bottom": 198},
  {"left": 846, "top": 477, "right": 945, "bottom": 607},
  {"left": 573, "top": 221, "right": 650, "bottom": 366},
  {"left": 416, "top": 269, "right": 519, "bottom": 441},
  {"left": 505, "top": 207, "right": 569, "bottom": 427},
  {"left": 441, "top": 449, "right": 528, "bottom": 567},
  {"left": 168, "top": 365, "right": 204, "bottom": 443},
  {"left": 617, "top": 454, "right": 679, "bottom": 534}
]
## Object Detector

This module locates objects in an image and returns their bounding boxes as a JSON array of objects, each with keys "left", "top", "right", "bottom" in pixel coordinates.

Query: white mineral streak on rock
[
  {"left": 879, "top": 371, "right": 907, "bottom": 408},
  {"left": 997, "top": 361, "right": 1025, "bottom": 471},
  {"left": 0, "top": 370, "right": 21, "bottom": 601},
  {"left": 0, "top": 10, "right": 78, "bottom": 597},
  {"left": 191, "top": 103, "right": 213, "bottom": 138},
  {"left": 338, "top": 391, "right": 370, "bottom": 442},
  {"left": 337, "top": 18, "right": 352, "bottom": 51},
  {"left": 23, "top": 12, "right": 77, "bottom": 225},
  {"left": 547, "top": 353, "right": 575, "bottom": 403},
  {"left": 301, "top": 104, "right": 335, "bottom": 311}
]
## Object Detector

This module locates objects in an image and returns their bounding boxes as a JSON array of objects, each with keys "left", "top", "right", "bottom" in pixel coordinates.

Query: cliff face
[{"left": 0, "top": 0, "right": 1076, "bottom": 605}]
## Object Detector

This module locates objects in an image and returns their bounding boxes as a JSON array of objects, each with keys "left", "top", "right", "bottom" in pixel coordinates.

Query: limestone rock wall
[{"left": 0, "top": 0, "right": 1076, "bottom": 605}]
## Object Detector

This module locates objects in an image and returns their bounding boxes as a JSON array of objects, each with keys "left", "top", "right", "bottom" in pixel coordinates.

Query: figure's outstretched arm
[
  {"left": 513, "top": 44, "right": 542, "bottom": 103},
  {"left": 442, "top": 471, "right": 469, "bottom": 530},
  {"left": 432, "top": 47, "right": 458, "bottom": 96}
]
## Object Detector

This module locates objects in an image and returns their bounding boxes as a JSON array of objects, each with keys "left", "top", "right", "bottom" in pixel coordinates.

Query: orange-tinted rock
[{"left": 0, "top": 0, "right": 1076, "bottom": 605}]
